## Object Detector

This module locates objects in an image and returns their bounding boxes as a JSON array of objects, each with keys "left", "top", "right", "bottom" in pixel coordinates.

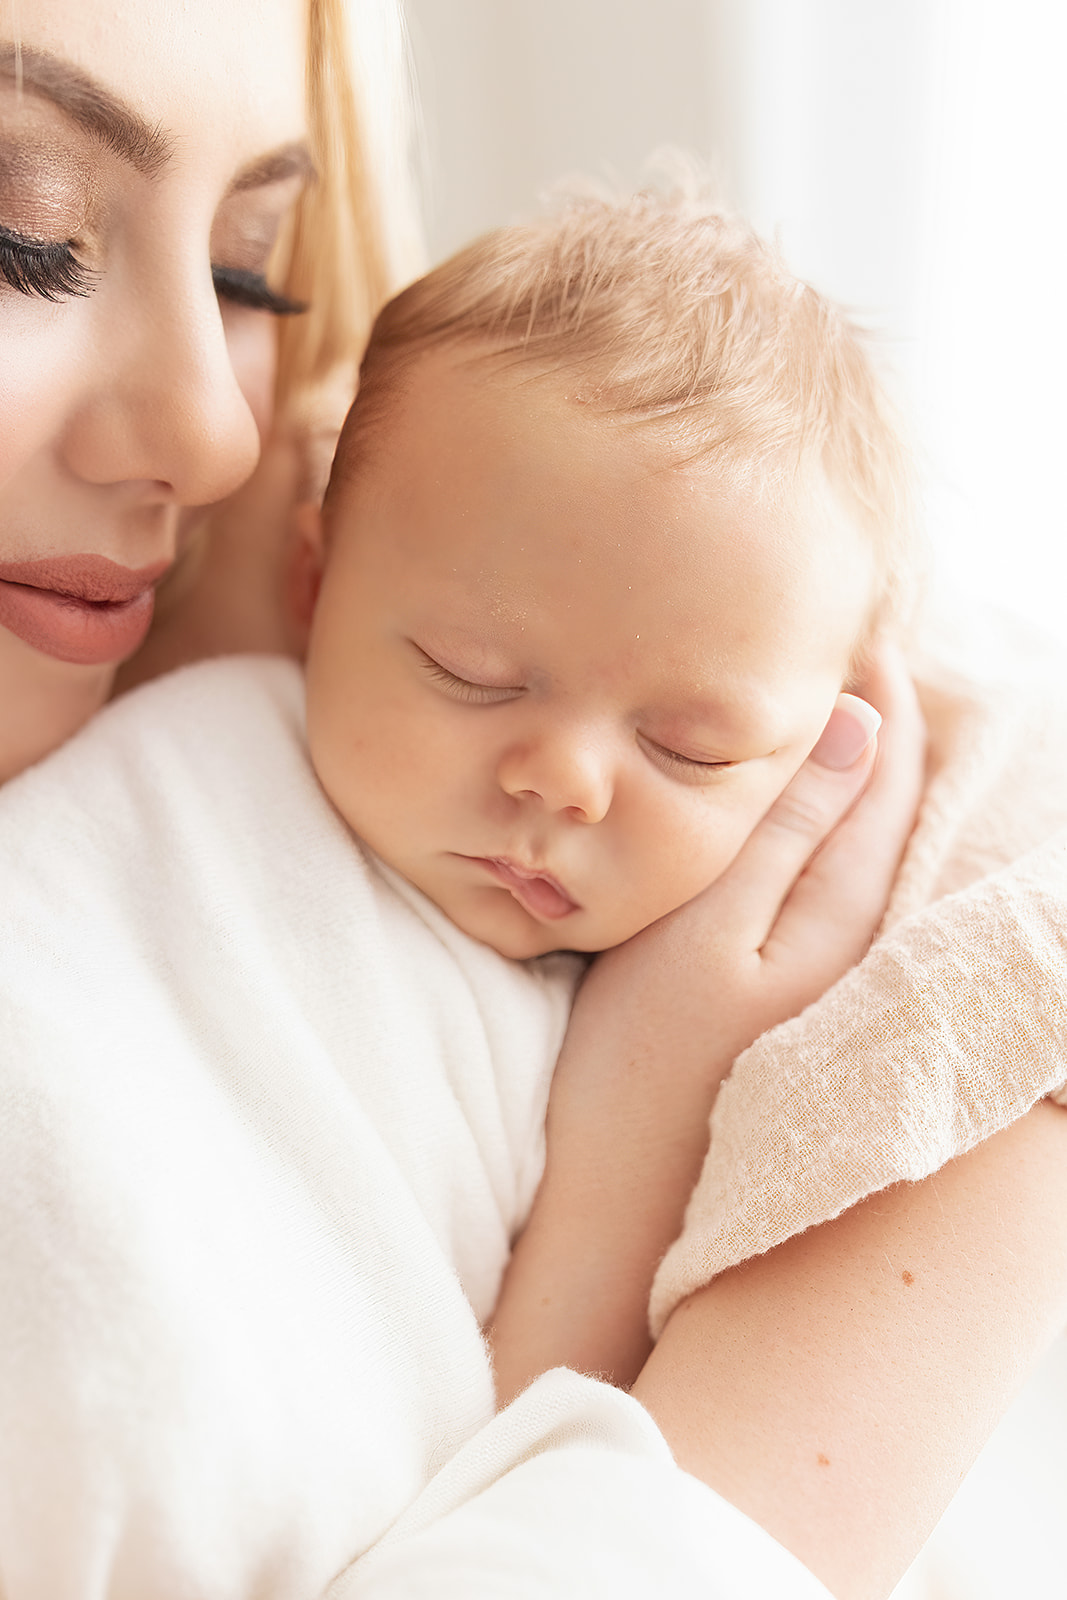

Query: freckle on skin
[
  {"left": 816, "top": 1453, "right": 831, "bottom": 1467},
  {"left": 901, "top": 1269, "right": 915, "bottom": 1286}
]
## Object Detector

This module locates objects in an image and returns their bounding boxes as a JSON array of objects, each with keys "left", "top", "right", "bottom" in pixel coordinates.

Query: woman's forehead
[{"left": 4, "top": 0, "right": 308, "bottom": 161}]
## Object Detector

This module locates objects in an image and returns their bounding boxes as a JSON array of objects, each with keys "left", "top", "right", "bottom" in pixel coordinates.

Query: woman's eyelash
[
  {"left": 0, "top": 227, "right": 95, "bottom": 300},
  {"left": 211, "top": 265, "right": 307, "bottom": 317},
  {"left": 0, "top": 232, "right": 307, "bottom": 318}
]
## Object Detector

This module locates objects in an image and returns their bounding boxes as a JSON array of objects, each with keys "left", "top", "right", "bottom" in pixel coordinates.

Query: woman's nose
[
  {"left": 60, "top": 274, "right": 263, "bottom": 509},
  {"left": 496, "top": 729, "right": 614, "bottom": 823}
]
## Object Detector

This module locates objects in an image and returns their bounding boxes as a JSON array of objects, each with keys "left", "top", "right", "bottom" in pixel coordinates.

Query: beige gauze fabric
[{"left": 650, "top": 618, "right": 1067, "bottom": 1338}]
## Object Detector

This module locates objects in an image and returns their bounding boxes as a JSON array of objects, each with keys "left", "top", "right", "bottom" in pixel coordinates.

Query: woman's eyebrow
[
  {"left": 1, "top": 42, "right": 169, "bottom": 176},
  {"left": 227, "top": 144, "right": 318, "bottom": 194}
]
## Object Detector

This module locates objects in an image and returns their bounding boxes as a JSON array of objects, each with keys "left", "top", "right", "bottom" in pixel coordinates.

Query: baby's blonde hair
[{"left": 336, "top": 179, "right": 920, "bottom": 638}]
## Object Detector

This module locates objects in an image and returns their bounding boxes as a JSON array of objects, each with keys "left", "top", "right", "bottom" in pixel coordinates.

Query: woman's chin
[{"left": 0, "top": 627, "right": 113, "bottom": 782}]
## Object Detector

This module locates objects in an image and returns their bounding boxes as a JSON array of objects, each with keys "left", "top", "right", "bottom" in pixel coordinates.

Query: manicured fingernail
[{"left": 810, "top": 696, "right": 882, "bottom": 770}]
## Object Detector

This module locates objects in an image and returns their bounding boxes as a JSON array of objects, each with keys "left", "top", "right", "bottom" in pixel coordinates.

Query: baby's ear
[{"left": 286, "top": 501, "right": 326, "bottom": 656}]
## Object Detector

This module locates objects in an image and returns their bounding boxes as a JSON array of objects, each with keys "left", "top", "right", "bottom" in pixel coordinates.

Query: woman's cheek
[
  {"left": 219, "top": 303, "right": 278, "bottom": 440},
  {"left": 0, "top": 301, "right": 86, "bottom": 493}
]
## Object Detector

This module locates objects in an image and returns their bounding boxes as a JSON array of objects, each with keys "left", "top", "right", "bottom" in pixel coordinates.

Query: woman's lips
[
  {"left": 0, "top": 555, "right": 170, "bottom": 666},
  {"left": 471, "top": 856, "right": 580, "bottom": 921}
]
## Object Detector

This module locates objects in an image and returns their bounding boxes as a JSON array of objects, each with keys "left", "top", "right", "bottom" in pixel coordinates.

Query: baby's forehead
[
  {"left": 332, "top": 354, "right": 873, "bottom": 691},
  {"left": 352, "top": 344, "right": 826, "bottom": 510},
  {"left": 342, "top": 346, "right": 703, "bottom": 516},
  {"left": 347, "top": 341, "right": 866, "bottom": 545}
]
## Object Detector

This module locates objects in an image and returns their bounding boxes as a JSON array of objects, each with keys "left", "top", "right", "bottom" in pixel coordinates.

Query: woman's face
[{"left": 0, "top": 0, "right": 310, "bottom": 774}]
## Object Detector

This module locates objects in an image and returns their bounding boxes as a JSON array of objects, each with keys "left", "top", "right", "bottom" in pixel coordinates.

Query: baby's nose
[{"left": 496, "top": 732, "right": 613, "bottom": 823}]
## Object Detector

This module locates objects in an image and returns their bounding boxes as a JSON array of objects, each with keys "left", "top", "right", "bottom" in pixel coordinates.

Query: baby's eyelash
[
  {"left": 645, "top": 738, "right": 737, "bottom": 781},
  {"left": 0, "top": 227, "right": 96, "bottom": 300},
  {"left": 211, "top": 265, "right": 307, "bottom": 317},
  {"left": 418, "top": 654, "right": 521, "bottom": 705}
]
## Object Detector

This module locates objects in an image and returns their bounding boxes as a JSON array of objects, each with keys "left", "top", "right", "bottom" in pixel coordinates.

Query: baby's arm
[{"left": 488, "top": 646, "right": 924, "bottom": 1402}]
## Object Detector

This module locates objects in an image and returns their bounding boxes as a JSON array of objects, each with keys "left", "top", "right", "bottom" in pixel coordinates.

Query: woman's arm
[
  {"left": 633, "top": 1100, "right": 1067, "bottom": 1600},
  {"left": 489, "top": 645, "right": 925, "bottom": 1401}
]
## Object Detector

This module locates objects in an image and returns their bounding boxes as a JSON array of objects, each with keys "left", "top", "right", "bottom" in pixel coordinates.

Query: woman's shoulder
[
  {"left": 0, "top": 654, "right": 330, "bottom": 912},
  {"left": 1, "top": 654, "right": 307, "bottom": 812},
  {"left": 106, "top": 652, "right": 307, "bottom": 753}
]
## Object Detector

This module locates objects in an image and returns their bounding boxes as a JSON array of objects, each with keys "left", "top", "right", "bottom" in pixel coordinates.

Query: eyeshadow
[{"left": 0, "top": 147, "right": 92, "bottom": 233}]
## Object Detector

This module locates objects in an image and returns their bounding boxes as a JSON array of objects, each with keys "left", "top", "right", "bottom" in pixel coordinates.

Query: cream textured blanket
[{"left": 651, "top": 622, "right": 1067, "bottom": 1335}]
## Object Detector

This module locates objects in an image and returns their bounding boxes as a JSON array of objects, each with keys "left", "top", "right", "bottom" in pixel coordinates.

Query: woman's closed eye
[
  {"left": 0, "top": 227, "right": 306, "bottom": 317},
  {"left": 0, "top": 225, "right": 94, "bottom": 299},
  {"left": 211, "top": 264, "right": 306, "bottom": 317},
  {"left": 416, "top": 648, "right": 524, "bottom": 705}
]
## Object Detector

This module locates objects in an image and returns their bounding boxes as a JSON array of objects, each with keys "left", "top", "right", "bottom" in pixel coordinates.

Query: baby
[
  {"left": 0, "top": 185, "right": 919, "bottom": 1594},
  {"left": 300, "top": 188, "right": 911, "bottom": 964},
  {"left": 290, "top": 185, "right": 918, "bottom": 1396}
]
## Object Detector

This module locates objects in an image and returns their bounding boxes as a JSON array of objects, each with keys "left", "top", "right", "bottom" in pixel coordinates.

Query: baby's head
[{"left": 302, "top": 186, "right": 918, "bottom": 959}]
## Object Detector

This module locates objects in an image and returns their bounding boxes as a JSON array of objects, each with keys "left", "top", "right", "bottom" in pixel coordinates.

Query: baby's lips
[{"left": 810, "top": 695, "right": 882, "bottom": 771}]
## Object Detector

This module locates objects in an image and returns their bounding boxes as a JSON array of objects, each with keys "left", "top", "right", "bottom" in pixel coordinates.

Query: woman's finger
[
  {"left": 704, "top": 693, "right": 882, "bottom": 946},
  {"left": 765, "top": 641, "right": 926, "bottom": 971}
]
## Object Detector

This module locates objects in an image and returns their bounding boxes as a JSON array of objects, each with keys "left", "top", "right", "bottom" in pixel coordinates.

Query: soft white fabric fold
[{"left": 334, "top": 1368, "right": 832, "bottom": 1598}]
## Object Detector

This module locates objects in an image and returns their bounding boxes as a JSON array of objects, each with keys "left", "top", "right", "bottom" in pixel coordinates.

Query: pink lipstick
[
  {"left": 0, "top": 554, "right": 170, "bottom": 666},
  {"left": 472, "top": 857, "right": 579, "bottom": 921}
]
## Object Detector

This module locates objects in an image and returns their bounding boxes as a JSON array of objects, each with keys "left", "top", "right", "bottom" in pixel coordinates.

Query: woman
[
  {"left": 1, "top": 2, "right": 1065, "bottom": 1597},
  {"left": 0, "top": 0, "right": 416, "bottom": 779}
]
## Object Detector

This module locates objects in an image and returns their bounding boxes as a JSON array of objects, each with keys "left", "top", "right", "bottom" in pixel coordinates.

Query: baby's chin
[
  {"left": 461, "top": 911, "right": 584, "bottom": 962},
  {"left": 444, "top": 893, "right": 616, "bottom": 962}
]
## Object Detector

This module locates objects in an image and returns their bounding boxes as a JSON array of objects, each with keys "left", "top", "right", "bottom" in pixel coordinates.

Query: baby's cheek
[
  {"left": 672, "top": 782, "right": 783, "bottom": 892},
  {"left": 648, "top": 817, "right": 737, "bottom": 912}
]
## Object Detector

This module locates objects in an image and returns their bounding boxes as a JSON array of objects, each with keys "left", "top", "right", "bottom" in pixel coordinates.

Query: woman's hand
[{"left": 488, "top": 641, "right": 925, "bottom": 1404}]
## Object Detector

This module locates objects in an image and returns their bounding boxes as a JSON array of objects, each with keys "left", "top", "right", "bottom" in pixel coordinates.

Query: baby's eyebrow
[
  {"left": 679, "top": 681, "right": 767, "bottom": 724},
  {"left": 1, "top": 43, "right": 170, "bottom": 177},
  {"left": 668, "top": 681, "right": 788, "bottom": 747}
]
